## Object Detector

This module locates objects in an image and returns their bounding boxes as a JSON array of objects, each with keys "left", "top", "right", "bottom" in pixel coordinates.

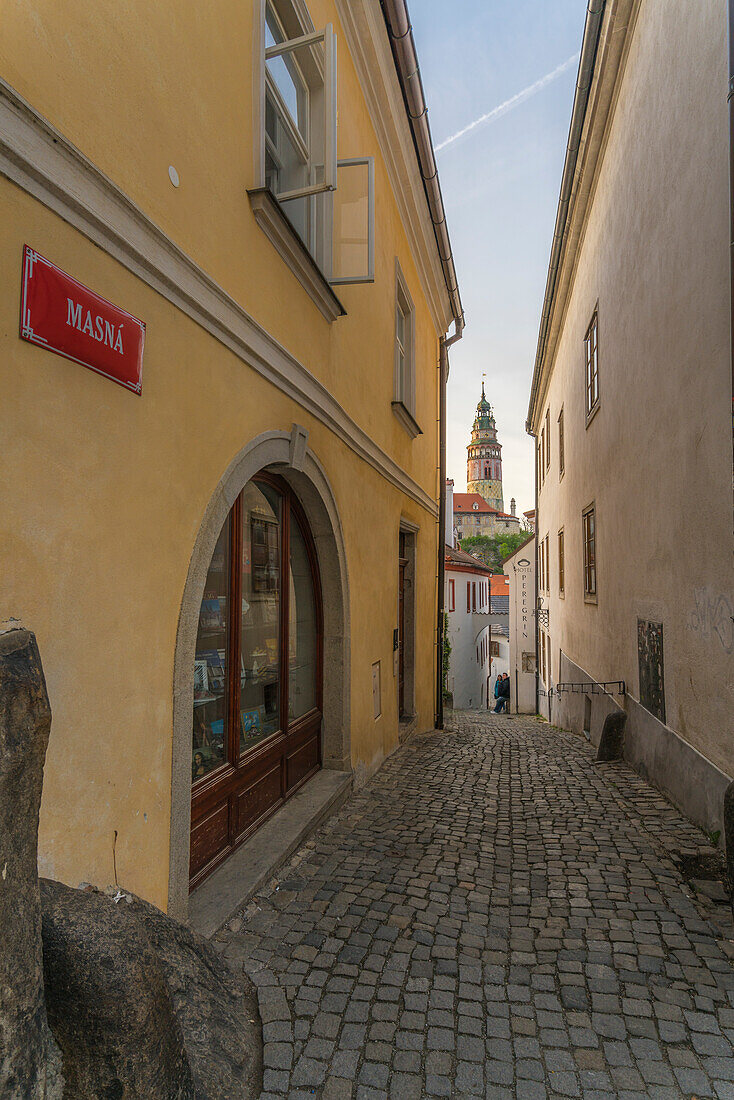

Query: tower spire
[{"left": 466, "top": 378, "right": 504, "bottom": 512}]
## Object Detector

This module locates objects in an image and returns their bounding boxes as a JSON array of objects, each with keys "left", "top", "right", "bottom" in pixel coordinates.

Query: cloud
[{"left": 435, "top": 53, "right": 580, "bottom": 153}]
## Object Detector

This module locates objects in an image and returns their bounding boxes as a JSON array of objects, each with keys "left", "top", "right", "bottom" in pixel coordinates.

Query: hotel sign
[{"left": 20, "top": 246, "right": 145, "bottom": 393}]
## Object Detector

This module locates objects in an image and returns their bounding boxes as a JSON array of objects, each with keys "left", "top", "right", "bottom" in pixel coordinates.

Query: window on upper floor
[
  {"left": 582, "top": 504, "right": 597, "bottom": 600},
  {"left": 448, "top": 578, "right": 455, "bottom": 612},
  {"left": 544, "top": 534, "right": 550, "bottom": 594},
  {"left": 585, "top": 309, "right": 599, "bottom": 420},
  {"left": 392, "top": 262, "right": 419, "bottom": 436},
  {"left": 254, "top": 1, "right": 374, "bottom": 292},
  {"left": 545, "top": 408, "right": 551, "bottom": 469},
  {"left": 558, "top": 407, "right": 565, "bottom": 478},
  {"left": 539, "top": 426, "right": 545, "bottom": 485},
  {"left": 558, "top": 528, "right": 565, "bottom": 596}
]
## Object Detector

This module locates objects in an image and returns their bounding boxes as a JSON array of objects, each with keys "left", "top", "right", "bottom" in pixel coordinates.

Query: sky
[{"left": 410, "top": 1, "right": 588, "bottom": 517}]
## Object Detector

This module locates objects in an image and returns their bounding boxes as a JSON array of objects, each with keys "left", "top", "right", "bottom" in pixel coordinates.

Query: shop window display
[{"left": 190, "top": 472, "right": 323, "bottom": 887}]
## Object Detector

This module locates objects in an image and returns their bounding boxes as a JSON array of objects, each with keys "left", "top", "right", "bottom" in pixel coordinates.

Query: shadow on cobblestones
[{"left": 212, "top": 711, "right": 734, "bottom": 1100}]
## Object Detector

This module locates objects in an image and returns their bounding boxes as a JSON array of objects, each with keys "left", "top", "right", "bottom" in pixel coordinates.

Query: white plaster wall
[
  {"left": 445, "top": 569, "right": 490, "bottom": 709},
  {"left": 535, "top": 0, "right": 733, "bottom": 774},
  {"left": 504, "top": 540, "right": 536, "bottom": 714}
]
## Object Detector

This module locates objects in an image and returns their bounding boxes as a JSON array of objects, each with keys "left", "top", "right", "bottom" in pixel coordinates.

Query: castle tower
[{"left": 467, "top": 383, "right": 504, "bottom": 511}]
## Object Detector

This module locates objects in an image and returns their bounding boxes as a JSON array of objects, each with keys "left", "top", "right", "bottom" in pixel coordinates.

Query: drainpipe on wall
[
  {"left": 436, "top": 331, "right": 461, "bottom": 729},
  {"left": 729, "top": 0, "right": 734, "bottom": 523},
  {"left": 725, "top": 0, "right": 734, "bottom": 873},
  {"left": 380, "top": 0, "right": 465, "bottom": 729},
  {"left": 533, "top": 437, "right": 540, "bottom": 716}
]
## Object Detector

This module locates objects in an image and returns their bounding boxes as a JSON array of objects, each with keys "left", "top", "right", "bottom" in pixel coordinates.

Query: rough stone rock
[
  {"left": 691, "top": 877, "right": 729, "bottom": 904},
  {"left": 41, "top": 879, "right": 262, "bottom": 1099},
  {"left": 0, "top": 626, "right": 63, "bottom": 1099},
  {"left": 595, "top": 708, "right": 626, "bottom": 762}
]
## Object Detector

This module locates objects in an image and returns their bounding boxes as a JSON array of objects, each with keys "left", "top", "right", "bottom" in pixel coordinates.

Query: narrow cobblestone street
[{"left": 214, "top": 713, "right": 734, "bottom": 1099}]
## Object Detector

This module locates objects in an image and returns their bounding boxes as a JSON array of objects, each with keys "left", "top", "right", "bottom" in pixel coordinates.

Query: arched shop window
[{"left": 190, "top": 472, "right": 322, "bottom": 887}]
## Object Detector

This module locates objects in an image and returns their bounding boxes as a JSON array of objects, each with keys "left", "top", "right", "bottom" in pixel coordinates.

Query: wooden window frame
[
  {"left": 545, "top": 408, "right": 551, "bottom": 469},
  {"left": 448, "top": 578, "right": 455, "bottom": 612},
  {"left": 558, "top": 406, "right": 565, "bottom": 479},
  {"left": 558, "top": 528, "right": 565, "bottom": 597},
  {"left": 584, "top": 308, "right": 600, "bottom": 424},
  {"left": 582, "top": 503, "right": 597, "bottom": 602}
]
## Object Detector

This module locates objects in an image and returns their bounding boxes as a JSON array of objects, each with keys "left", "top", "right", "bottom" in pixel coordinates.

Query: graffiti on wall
[
  {"left": 688, "top": 588, "right": 734, "bottom": 655},
  {"left": 638, "top": 619, "right": 666, "bottom": 724}
]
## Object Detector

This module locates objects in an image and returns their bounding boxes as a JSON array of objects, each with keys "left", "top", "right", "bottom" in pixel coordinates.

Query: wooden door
[
  {"left": 398, "top": 532, "right": 407, "bottom": 718},
  {"left": 189, "top": 474, "right": 323, "bottom": 889}
]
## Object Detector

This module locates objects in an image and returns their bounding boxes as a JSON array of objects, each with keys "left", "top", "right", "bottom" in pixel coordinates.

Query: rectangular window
[
  {"left": 558, "top": 529, "right": 565, "bottom": 595},
  {"left": 490, "top": 640, "right": 500, "bottom": 657},
  {"left": 545, "top": 534, "right": 550, "bottom": 594},
  {"left": 545, "top": 408, "right": 551, "bottom": 469},
  {"left": 558, "top": 407, "right": 565, "bottom": 477},
  {"left": 258, "top": 2, "right": 374, "bottom": 283},
  {"left": 583, "top": 505, "right": 597, "bottom": 598},
  {"left": 466, "top": 582, "right": 471, "bottom": 613},
  {"left": 585, "top": 310, "right": 599, "bottom": 418},
  {"left": 472, "top": 582, "right": 476, "bottom": 612},
  {"left": 540, "top": 426, "right": 545, "bottom": 485},
  {"left": 448, "top": 578, "right": 455, "bottom": 612},
  {"left": 393, "top": 262, "right": 417, "bottom": 427}
]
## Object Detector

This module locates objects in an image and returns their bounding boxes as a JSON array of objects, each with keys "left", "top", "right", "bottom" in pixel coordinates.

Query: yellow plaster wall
[
  {"left": 0, "top": 0, "right": 441, "bottom": 477},
  {"left": 0, "top": 0, "right": 446, "bottom": 907}
]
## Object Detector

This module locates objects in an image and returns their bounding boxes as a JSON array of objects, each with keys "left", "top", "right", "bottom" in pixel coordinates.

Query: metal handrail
[{"left": 555, "top": 680, "right": 626, "bottom": 695}]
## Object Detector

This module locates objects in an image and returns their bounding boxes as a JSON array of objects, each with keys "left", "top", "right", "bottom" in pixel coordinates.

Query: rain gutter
[
  {"left": 525, "top": 0, "right": 606, "bottom": 434},
  {"left": 380, "top": 0, "right": 465, "bottom": 342}
]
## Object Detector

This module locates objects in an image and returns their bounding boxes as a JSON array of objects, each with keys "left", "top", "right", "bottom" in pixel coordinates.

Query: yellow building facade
[{"left": 0, "top": 1, "right": 462, "bottom": 919}]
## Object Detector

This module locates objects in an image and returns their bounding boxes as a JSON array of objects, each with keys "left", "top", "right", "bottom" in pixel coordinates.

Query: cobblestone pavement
[{"left": 213, "top": 711, "right": 734, "bottom": 1099}]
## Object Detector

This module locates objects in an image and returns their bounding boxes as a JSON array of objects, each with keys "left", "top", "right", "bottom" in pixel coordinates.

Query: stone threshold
[{"left": 188, "top": 769, "right": 353, "bottom": 939}]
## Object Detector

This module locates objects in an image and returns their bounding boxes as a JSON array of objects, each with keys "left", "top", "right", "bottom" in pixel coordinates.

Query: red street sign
[{"left": 20, "top": 246, "right": 145, "bottom": 394}]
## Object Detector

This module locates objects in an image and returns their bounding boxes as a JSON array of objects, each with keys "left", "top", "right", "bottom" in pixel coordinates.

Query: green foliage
[
  {"left": 442, "top": 611, "right": 451, "bottom": 696},
  {"left": 459, "top": 531, "right": 532, "bottom": 574},
  {"left": 708, "top": 829, "right": 721, "bottom": 849}
]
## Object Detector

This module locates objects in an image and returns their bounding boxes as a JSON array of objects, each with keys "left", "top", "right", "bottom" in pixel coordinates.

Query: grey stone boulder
[
  {"left": 595, "top": 709, "right": 626, "bottom": 762},
  {"left": 0, "top": 625, "right": 63, "bottom": 1099},
  {"left": 40, "top": 879, "right": 262, "bottom": 1099}
]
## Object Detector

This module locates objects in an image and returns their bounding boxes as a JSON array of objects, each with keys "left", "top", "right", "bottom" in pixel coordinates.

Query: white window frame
[
  {"left": 261, "top": 2, "right": 337, "bottom": 203},
  {"left": 329, "top": 157, "right": 375, "bottom": 284},
  {"left": 393, "top": 261, "right": 416, "bottom": 416}
]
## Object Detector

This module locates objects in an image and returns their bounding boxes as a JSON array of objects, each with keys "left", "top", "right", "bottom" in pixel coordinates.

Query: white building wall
[
  {"left": 445, "top": 568, "right": 490, "bottom": 710},
  {"left": 530, "top": 0, "right": 733, "bottom": 831},
  {"left": 504, "top": 539, "right": 536, "bottom": 714}
]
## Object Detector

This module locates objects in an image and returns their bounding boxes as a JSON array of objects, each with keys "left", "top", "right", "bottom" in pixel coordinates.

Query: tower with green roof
[{"left": 466, "top": 383, "right": 504, "bottom": 511}]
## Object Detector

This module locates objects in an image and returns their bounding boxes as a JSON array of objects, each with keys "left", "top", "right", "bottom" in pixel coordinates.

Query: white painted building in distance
[
  {"left": 503, "top": 538, "right": 536, "bottom": 714},
  {"left": 489, "top": 575, "right": 510, "bottom": 693},
  {"left": 444, "top": 544, "right": 492, "bottom": 710}
]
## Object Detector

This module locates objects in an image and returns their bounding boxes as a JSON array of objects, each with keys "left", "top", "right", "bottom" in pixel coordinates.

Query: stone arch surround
[{"left": 168, "top": 429, "right": 351, "bottom": 921}]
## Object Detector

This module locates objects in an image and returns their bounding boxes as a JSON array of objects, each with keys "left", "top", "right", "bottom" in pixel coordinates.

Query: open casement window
[
  {"left": 393, "top": 262, "right": 416, "bottom": 413},
  {"left": 259, "top": 1, "right": 374, "bottom": 286},
  {"left": 330, "top": 158, "right": 375, "bottom": 284},
  {"left": 264, "top": 4, "right": 336, "bottom": 203}
]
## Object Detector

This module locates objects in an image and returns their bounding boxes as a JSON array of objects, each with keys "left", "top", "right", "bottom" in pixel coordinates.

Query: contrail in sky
[{"left": 435, "top": 53, "right": 580, "bottom": 152}]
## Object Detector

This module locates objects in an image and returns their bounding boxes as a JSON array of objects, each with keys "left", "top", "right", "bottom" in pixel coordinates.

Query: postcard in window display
[{"left": 200, "top": 597, "right": 225, "bottom": 632}]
